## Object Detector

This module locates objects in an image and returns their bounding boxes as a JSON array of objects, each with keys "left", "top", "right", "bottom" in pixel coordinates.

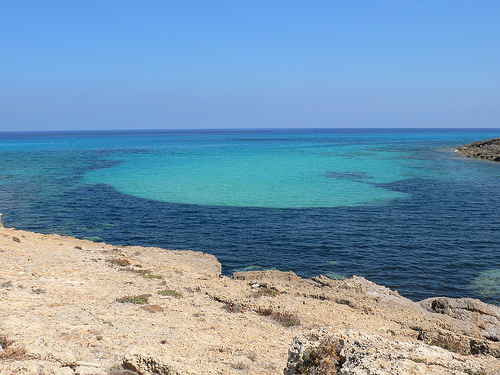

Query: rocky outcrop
[
  {"left": 457, "top": 138, "right": 500, "bottom": 161},
  {"left": 421, "top": 297, "right": 500, "bottom": 342},
  {"left": 285, "top": 330, "right": 498, "bottom": 375},
  {"left": 122, "top": 351, "right": 185, "bottom": 374},
  {"left": 1, "top": 227, "right": 500, "bottom": 374}
]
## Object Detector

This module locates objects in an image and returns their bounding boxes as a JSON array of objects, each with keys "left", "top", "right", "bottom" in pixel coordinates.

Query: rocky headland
[
  {"left": 1, "top": 226, "right": 500, "bottom": 374},
  {"left": 457, "top": 138, "right": 500, "bottom": 161}
]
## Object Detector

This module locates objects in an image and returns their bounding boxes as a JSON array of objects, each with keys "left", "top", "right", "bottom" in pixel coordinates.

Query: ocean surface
[{"left": 0, "top": 128, "right": 499, "bottom": 304}]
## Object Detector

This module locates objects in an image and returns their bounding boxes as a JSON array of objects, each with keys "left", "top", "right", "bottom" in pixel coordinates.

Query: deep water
[{"left": 0, "top": 129, "right": 499, "bottom": 304}]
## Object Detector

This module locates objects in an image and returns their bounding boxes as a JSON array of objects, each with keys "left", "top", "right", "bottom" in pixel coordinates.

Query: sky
[{"left": 1, "top": 1, "right": 499, "bottom": 131}]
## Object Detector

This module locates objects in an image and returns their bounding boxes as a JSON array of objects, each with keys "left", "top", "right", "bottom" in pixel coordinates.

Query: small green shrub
[
  {"left": 106, "top": 364, "right": 124, "bottom": 373},
  {"left": 273, "top": 311, "right": 301, "bottom": 327},
  {"left": 31, "top": 288, "right": 45, "bottom": 294},
  {"left": 256, "top": 307, "right": 273, "bottom": 316},
  {"left": 121, "top": 267, "right": 162, "bottom": 279},
  {"left": 142, "top": 304, "right": 164, "bottom": 313},
  {"left": 466, "top": 369, "right": 487, "bottom": 375},
  {"left": 1, "top": 280, "right": 12, "bottom": 288},
  {"left": 222, "top": 303, "right": 245, "bottom": 313},
  {"left": 116, "top": 294, "right": 150, "bottom": 304},
  {"left": 256, "top": 307, "right": 300, "bottom": 327},
  {"left": 231, "top": 361, "right": 249, "bottom": 370},
  {"left": 295, "top": 337, "right": 345, "bottom": 374},
  {"left": 0, "top": 335, "right": 12, "bottom": 349},
  {"left": 430, "top": 336, "right": 465, "bottom": 355},
  {"left": 0, "top": 335, "right": 26, "bottom": 360},
  {"left": 157, "top": 289, "right": 182, "bottom": 298},
  {"left": 107, "top": 258, "right": 131, "bottom": 267}
]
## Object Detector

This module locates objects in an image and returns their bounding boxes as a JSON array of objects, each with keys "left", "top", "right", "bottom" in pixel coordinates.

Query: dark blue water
[{"left": 0, "top": 128, "right": 499, "bottom": 304}]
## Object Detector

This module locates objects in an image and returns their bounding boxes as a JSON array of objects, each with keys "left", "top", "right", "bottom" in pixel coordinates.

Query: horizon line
[{"left": 1, "top": 127, "right": 500, "bottom": 135}]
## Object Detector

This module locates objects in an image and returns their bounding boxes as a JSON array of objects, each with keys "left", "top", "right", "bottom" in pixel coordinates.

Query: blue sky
[{"left": 1, "top": 1, "right": 499, "bottom": 131}]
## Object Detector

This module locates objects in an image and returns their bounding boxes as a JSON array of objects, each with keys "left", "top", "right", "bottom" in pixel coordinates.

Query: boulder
[
  {"left": 285, "top": 330, "right": 493, "bottom": 375},
  {"left": 420, "top": 297, "right": 500, "bottom": 341},
  {"left": 123, "top": 350, "right": 193, "bottom": 375}
]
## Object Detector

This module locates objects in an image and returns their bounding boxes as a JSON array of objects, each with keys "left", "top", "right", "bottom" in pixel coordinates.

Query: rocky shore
[
  {"left": 1, "top": 226, "right": 500, "bottom": 374},
  {"left": 457, "top": 138, "right": 500, "bottom": 161}
]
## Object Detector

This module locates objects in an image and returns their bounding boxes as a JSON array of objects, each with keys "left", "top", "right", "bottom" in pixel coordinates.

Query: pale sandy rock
[
  {"left": 421, "top": 296, "right": 500, "bottom": 341},
  {"left": 74, "top": 365, "right": 106, "bottom": 375},
  {"left": 53, "top": 368, "right": 75, "bottom": 375},
  {"left": 0, "top": 359, "right": 73, "bottom": 374},
  {"left": 1, "top": 227, "right": 500, "bottom": 374},
  {"left": 123, "top": 350, "right": 186, "bottom": 374},
  {"left": 233, "top": 270, "right": 302, "bottom": 283},
  {"left": 4, "top": 360, "right": 42, "bottom": 374},
  {"left": 285, "top": 330, "right": 498, "bottom": 375}
]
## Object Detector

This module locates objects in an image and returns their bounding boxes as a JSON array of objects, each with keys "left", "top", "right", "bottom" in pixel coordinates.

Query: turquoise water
[
  {"left": 81, "top": 129, "right": 490, "bottom": 208},
  {"left": 0, "top": 129, "right": 499, "bottom": 303},
  {"left": 85, "top": 136, "right": 410, "bottom": 208}
]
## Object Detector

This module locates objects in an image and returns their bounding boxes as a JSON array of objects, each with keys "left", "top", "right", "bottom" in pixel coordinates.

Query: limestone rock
[
  {"left": 420, "top": 297, "right": 500, "bottom": 341},
  {"left": 54, "top": 368, "right": 76, "bottom": 375},
  {"left": 109, "top": 371, "right": 139, "bottom": 375},
  {"left": 233, "top": 270, "right": 301, "bottom": 282},
  {"left": 285, "top": 330, "right": 496, "bottom": 375},
  {"left": 2, "top": 227, "right": 500, "bottom": 374},
  {"left": 457, "top": 138, "right": 500, "bottom": 161},
  {"left": 123, "top": 351, "right": 187, "bottom": 375},
  {"left": 54, "top": 367, "right": 75, "bottom": 375},
  {"left": 341, "top": 275, "right": 421, "bottom": 308},
  {"left": 75, "top": 365, "right": 106, "bottom": 375}
]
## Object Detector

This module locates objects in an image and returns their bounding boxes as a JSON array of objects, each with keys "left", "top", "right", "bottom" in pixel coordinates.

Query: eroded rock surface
[
  {"left": 1, "top": 227, "right": 500, "bottom": 374},
  {"left": 457, "top": 138, "right": 500, "bottom": 161},
  {"left": 421, "top": 297, "right": 500, "bottom": 342},
  {"left": 285, "top": 330, "right": 500, "bottom": 375}
]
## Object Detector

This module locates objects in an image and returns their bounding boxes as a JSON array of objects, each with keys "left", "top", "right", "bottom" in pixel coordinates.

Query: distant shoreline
[
  {"left": 457, "top": 138, "right": 500, "bottom": 161},
  {"left": 1, "top": 127, "right": 500, "bottom": 136}
]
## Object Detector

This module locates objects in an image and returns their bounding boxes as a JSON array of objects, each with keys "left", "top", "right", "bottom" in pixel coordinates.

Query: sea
[{"left": 0, "top": 128, "right": 499, "bottom": 304}]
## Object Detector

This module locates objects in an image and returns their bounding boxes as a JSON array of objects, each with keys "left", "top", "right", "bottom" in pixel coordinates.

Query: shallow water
[{"left": 1, "top": 129, "right": 499, "bottom": 304}]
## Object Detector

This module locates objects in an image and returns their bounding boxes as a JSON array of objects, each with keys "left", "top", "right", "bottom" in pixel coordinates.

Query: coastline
[
  {"left": 457, "top": 138, "right": 500, "bottom": 161},
  {"left": 2, "top": 129, "right": 500, "bottom": 305},
  {"left": 1, "top": 226, "right": 500, "bottom": 374}
]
